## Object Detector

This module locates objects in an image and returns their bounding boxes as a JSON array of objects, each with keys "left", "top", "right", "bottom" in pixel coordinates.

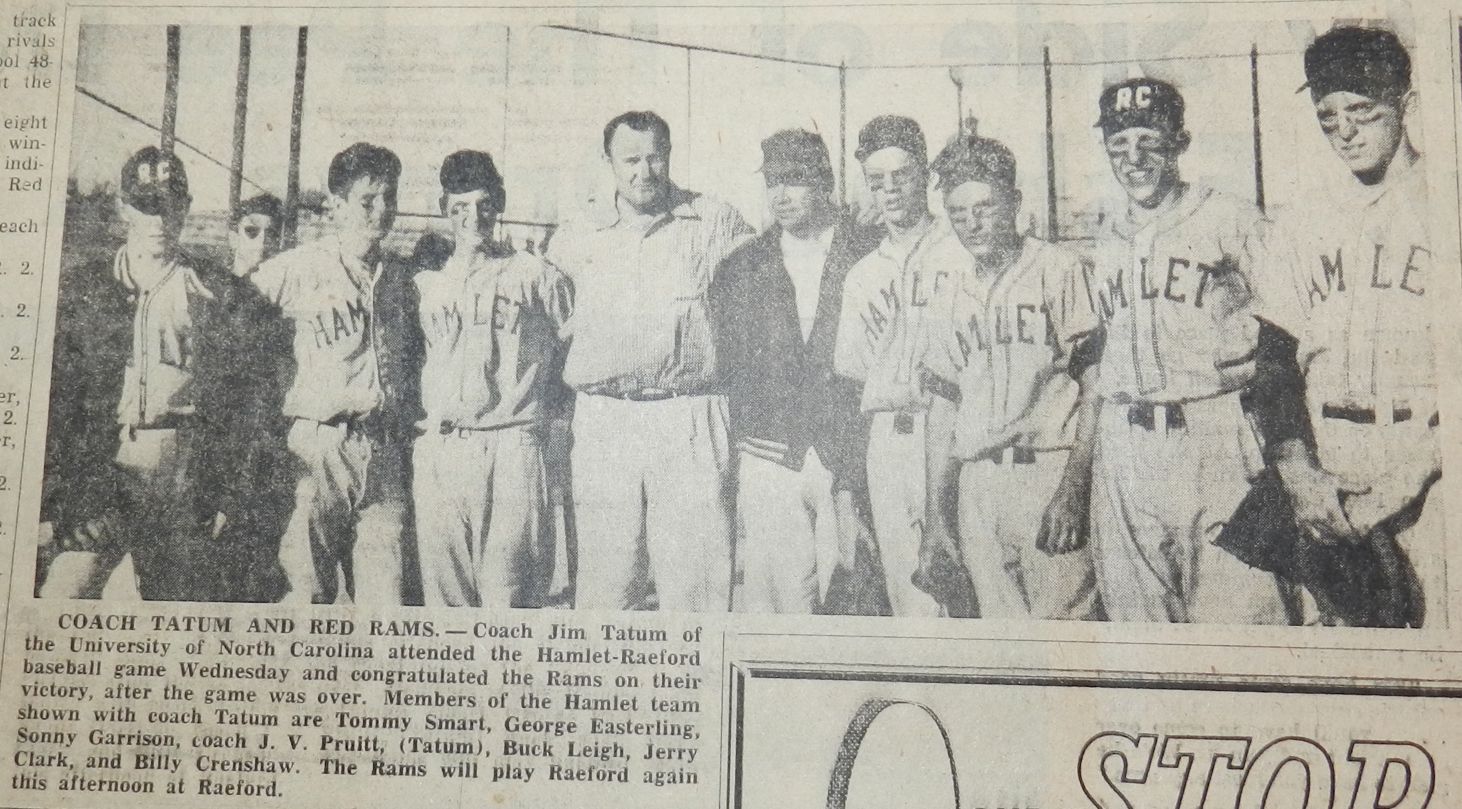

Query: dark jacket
[
  {"left": 41, "top": 246, "right": 282, "bottom": 537},
  {"left": 710, "top": 218, "right": 880, "bottom": 492}
]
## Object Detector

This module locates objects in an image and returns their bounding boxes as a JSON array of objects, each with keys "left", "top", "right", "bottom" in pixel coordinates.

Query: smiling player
[{"left": 1040, "top": 79, "right": 1291, "bottom": 624}]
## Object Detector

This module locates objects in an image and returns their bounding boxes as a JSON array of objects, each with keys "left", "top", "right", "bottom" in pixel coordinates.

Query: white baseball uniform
[
  {"left": 549, "top": 186, "right": 753, "bottom": 612},
  {"left": 1264, "top": 157, "right": 1444, "bottom": 626},
  {"left": 1083, "top": 185, "right": 1290, "bottom": 624},
  {"left": 920, "top": 235, "right": 1099, "bottom": 619},
  {"left": 43, "top": 248, "right": 213, "bottom": 600},
  {"left": 412, "top": 246, "right": 571, "bottom": 608},
  {"left": 834, "top": 214, "right": 949, "bottom": 618},
  {"left": 249, "top": 234, "right": 419, "bottom": 605}
]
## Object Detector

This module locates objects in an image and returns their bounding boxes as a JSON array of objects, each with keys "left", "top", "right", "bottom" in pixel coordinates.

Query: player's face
[
  {"left": 1314, "top": 90, "right": 1406, "bottom": 181},
  {"left": 765, "top": 172, "right": 828, "bottom": 233},
  {"left": 229, "top": 213, "right": 278, "bottom": 277},
  {"left": 862, "top": 147, "right": 928, "bottom": 228},
  {"left": 445, "top": 189, "right": 497, "bottom": 248},
  {"left": 333, "top": 175, "right": 397, "bottom": 247},
  {"left": 943, "top": 179, "right": 1019, "bottom": 261},
  {"left": 1104, "top": 126, "right": 1184, "bottom": 208},
  {"left": 606, "top": 125, "right": 671, "bottom": 213}
]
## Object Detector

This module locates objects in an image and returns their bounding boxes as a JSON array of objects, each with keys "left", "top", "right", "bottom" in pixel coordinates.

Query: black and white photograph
[{"left": 33, "top": 8, "right": 1447, "bottom": 628}]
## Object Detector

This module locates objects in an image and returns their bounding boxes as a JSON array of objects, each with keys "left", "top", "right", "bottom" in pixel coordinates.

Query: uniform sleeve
[
  {"left": 1043, "top": 247, "right": 1101, "bottom": 356},
  {"left": 913, "top": 264, "right": 963, "bottom": 387},
  {"left": 246, "top": 252, "right": 293, "bottom": 308},
  {"left": 1245, "top": 216, "right": 1311, "bottom": 340},
  {"left": 534, "top": 256, "right": 574, "bottom": 334}
]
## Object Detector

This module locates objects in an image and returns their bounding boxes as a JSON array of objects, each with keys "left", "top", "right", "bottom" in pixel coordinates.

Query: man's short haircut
[
  {"left": 327, "top": 142, "right": 402, "bottom": 197},
  {"left": 439, "top": 149, "right": 507, "bottom": 212},
  {"left": 231, "top": 193, "right": 283, "bottom": 230},
  {"left": 602, "top": 110, "right": 672, "bottom": 156},
  {"left": 932, "top": 135, "right": 1018, "bottom": 195}
]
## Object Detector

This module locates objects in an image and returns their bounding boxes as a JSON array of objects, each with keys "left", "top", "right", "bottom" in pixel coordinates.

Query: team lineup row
[{"left": 37, "top": 24, "right": 1441, "bottom": 625}]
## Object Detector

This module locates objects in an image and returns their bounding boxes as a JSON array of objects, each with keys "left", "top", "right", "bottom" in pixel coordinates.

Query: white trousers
[
  {"left": 1090, "top": 394, "right": 1291, "bottom": 624},
  {"left": 413, "top": 425, "right": 549, "bottom": 608},
  {"left": 571, "top": 393, "right": 733, "bottom": 612},
  {"left": 958, "top": 450, "right": 1099, "bottom": 620},
  {"left": 866, "top": 411, "right": 941, "bottom": 618},
  {"left": 1313, "top": 415, "right": 1446, "bottom": 627},
  {"left": 737, "top": 448, "right": 840, "bottom": 614},
  {"left": 279, "top": 419, "right": 409, "bottom": 605}
]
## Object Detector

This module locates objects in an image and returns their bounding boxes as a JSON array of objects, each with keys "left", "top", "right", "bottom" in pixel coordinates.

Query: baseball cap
[
  {"left": 1301, "top": 26, "right": 1411, "bottom": 102},
  {"left": 855, "top": 115, "right": 927, "bottom": 165},
  {"left": 931, "top": 134, "right": 1017, "bottom": 192},
  {"left": 119, "top": 146, "right": 190, "bottom": 216},
  {"left": 1095, "top": 78, "right": 1185, "bottom": 137},
  {"left": 759, "top": 129, "right": 834, "bottom": 185}
]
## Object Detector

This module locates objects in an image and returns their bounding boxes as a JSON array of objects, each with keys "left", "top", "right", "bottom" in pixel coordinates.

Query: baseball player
[
  {"left": 548, "top": 111, "right": 753, "bottom": 612},
  {"left": 40, "top": 146, "right": 240, "bottom": 601},
  {"left": 1263, "top": 27, "right": 1443, "bottom": 626},
  {"left": 917, "top": 133, "right": 1100, "bottom": 620},
  {"left": 410, "top": 149, "right": 571, "bottom": 608},
  {"left": 1040, "top": 79, "right": 1291, "bottom": 624},
  {"left": 247, "top": 142, "right": 421, "bottom": 605},
  {"left": 834, "top": 115, "right": 952, "bottom": 618},
  {"left": 710, "top": 129, "right": 880, "bottom": 614}
]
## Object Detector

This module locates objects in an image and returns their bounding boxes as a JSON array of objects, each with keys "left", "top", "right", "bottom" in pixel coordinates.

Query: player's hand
[
  {"left": 915, "top": 527, "right": 962, "bottom": 592},
  {"left": 63, "top": 511, "right": 123, "bottom": 553},
  {"left": 1037, "top": 470, "right": 1090, "bottom": 555},
  {"left": 1274, "top": 449, "right": 1369, "bottom": 544},
  {"left": 205, "top": 511, "right": 228, "bottom": 541}
]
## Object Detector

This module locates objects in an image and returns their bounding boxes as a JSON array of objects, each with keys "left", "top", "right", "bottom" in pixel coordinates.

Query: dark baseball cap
[
  {"left": 759, "top": 129, "right": 834, "bottom": 185},
  {"left": 119, "top": 146, "right": 190, "bottom": 216},
  {"left": 932, "top": 135, "right": 1017, "bottom": 193},
  {"left": 1301, "top": 26, "right": 1411, "bottom": 102},
  {"left": 1096, "top": 78, "right": 1185, "bottom": 137},
  {"left": 855, "top": 115, "right": 927, "bottom": 165}
]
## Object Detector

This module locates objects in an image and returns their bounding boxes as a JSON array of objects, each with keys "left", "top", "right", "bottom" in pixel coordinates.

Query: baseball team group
[{"left": 38, "top": 25, "right": 1444, "bottom": 626}]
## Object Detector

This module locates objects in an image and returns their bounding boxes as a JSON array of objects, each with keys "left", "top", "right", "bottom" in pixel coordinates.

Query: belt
[
  {"left": 582, "top": 386, "right": 698, "bottom": 402},
  {"left": 436, "top": 420, "right": 531, "bottom": 437},
  {"left": 973, "top": 446, "right": 1037, "bottom": 465},
  {"left": 1321, "top": 403, "right": 1413, "bottom": 425},
  {"left": 888, "top": 410, "right": 924, "bottom": 434},
  {"left": 125, "top": 413, "right": 200, "bottom": 435},
  {"left": 1125, "top": 402, "right": 1186, "bottom": 432},
  {"left": 316, "top": 412, "right": 384, "bottom": 438}
]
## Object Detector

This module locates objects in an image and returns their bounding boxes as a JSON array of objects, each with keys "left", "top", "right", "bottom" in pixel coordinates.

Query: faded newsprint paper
[{"left": 1, "top": 0, "right": 1462, "bottom": 806}]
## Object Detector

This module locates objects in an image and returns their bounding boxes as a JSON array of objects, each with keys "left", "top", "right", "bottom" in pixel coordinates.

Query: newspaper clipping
[{"left": 0, "top": 0, "right": 1461, "bottom": 806}]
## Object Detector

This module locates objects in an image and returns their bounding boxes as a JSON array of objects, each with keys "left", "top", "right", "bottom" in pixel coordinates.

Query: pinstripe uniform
[
  {"left": 249, "top": 234, "right": 419, "bottom": 605},
  {"left": 834, "top": 214, "right": 949, "bottom": 617},
  {"left": 1266, "top": 158, "right": 1444, "bottom": 625},
  {"left": 412, "top": 248, "right": 571, "bottom": 607},
  {"left": 1083, "top": 186, "right": 1289, "bottom": 624},
  {"left": 920, "top": 235, "right": 1099, "bottom": 619}
]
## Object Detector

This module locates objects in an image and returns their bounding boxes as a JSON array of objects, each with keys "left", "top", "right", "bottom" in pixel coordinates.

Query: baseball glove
[
  {"left": 1215, "top": 470, "right": 1422, "bottom": 628},
  {"left": 911, "top": 542, "right": 979, "bottom": 619}
]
